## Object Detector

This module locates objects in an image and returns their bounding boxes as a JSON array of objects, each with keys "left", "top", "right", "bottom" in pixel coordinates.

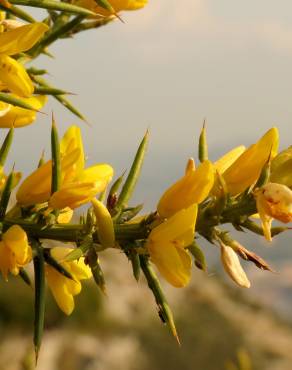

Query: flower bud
[{"left": 92, "top": 198, "right": 115, "bottom": 248}]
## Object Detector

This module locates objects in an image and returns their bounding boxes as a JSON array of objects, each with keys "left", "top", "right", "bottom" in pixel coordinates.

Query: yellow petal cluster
[
  {"left": 216, "top": 128, "right": 279, "bottom": 195},
  {"left": 0, "top": 95, "right": 47, "bottom": 128},
  {"left": 0, "top": 225, "right": 32, "bottom": 280},
  {"left": 148, "top": 158, "right": 214, "bottom": 287},
  {"left": 255, "top": 182, "right": 292, "bottom": 241},
  {"left": 74, "top": 0, "right": 147, "bottom": 16},
  {"left": 46, "top": 247, "right": 92, "bottom": 315},
  {"left": 0, "top": 23, "right": 48, "bottom": 97},
  {"left": 157, "top": 159, "right": 214, "bottom": 218},
  {"left": 147, "top": 204, "right": 197, "bottom": 288},
  {"left": 16, "top": 125, "right": 114, "bottom": 209}
]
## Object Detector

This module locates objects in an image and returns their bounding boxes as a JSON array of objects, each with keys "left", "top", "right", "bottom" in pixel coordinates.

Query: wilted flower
[
  {"left": 46, "top": 247, "right": 92, "bottom": 315},
  {"left": 254, "top": 182, "right": 292, "bottom": 241},
  {"left": 0, "top": 225, "right": 32, "bottom": 280},
  {"left": 220, "top": 243, "right": 250, "bottom": 288}
]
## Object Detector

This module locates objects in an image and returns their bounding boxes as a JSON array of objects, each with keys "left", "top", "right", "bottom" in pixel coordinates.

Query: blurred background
[{"left": 2, "top": 0, "right": 292, "bottom": 369}]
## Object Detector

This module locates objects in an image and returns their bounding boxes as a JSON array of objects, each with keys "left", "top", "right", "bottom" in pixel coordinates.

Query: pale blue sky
[{"left": 9, "top": 0, "right": 292, "bottom": 210}]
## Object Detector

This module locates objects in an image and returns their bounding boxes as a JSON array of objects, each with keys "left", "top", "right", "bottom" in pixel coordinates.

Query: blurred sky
[{"left": 9, "top": 0, "right": 292, "bottom": 209}]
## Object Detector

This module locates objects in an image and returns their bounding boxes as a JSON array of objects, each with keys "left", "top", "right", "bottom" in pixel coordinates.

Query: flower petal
[
  {"left": 0, "top": 23, "right": 48, "bottom": 55},
  {"left": 0, "top": 55, "right": 33, "bottom": 97},
  {"left": 3, "top": 225, "right": 31, "bottom": 265},
  {"left": 60, "top": 125, "right": 84, "bottom": 177},
  {"left": 46, "top": 265, "right": 75, "bottom": 315},
  {"left": 214, "top": 145, "right": 246, "bottom": 174},
  {"left": 0, "top": 95, "right": 47, "bottom": 128},
  {"left": 151, "top": 204, "right": 197, "bottom": 244},
  {"left": 49, "top": 182, "right": 102, "bottom": 209},
  {"left": 148, "top": 240, "right": 192, "bottom": 288},
  {"left": 157, "top": 160, "right": 214, "bottom": 218},
  {"left": 223, "top": 128, "right": 279, "bottom": 195}
]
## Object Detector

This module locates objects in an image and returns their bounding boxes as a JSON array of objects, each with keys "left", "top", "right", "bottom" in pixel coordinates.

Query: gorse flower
[
  {"left": 255, "top": 182, "right": 292, "bottom": 241},
  {"left": 152, "top": 158, "right": 214, "bottom": 287},
  {"left": 218, "top": 128, "right": 279, "bottom": 195},
  {"left": 16, "top": 125, "right": 114, "bottom": 209},
  {"left": 0, "top": 23, "right": 48, "bottom": 97},
  {"left": 0, "top": 95, "right": 47, "bottom": 128},
  {"left": 74, "top": 0, "right": 147, "bottom": 16},
  {"left": 46, "top": 247, "right": 92, "bottom": 315},
  {"left": 0, "top": 225, "right": 32, "bottom": 280},
  {"left": 146, "top": 204, "right": 197, "bottom": 288},
  {"left": 157, "top": 159, "right": 214, "bottom": 218},
  {"left": 270, "top": 147, "right": 292, "bottom": 188}
]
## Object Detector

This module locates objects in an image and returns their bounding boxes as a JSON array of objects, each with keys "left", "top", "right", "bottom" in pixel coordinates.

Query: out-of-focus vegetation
[{"left": 1, "top": 252, "right": 292, "bottom": 370}]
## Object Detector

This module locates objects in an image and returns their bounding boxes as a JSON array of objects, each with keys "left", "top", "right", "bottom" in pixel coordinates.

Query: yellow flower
[
  {"left": 146, "top": 204, "right": 197, "bottom": 288},
  {"left": 46, "top": 247, "right": 92, "bottom": 315},
  {"left": 56, "top": 207, "right": 74, "bottom": 224},
  {"left": 254, "top": 182, "right": 292, "bottom": 241},
  {"left": 92, "top": 198, "right": 115, "bottom": 248},
  {"left": 49, "top": 164, "right": 113, "bottom": 210},
  {"left": 221, "top": 128, "right": 279, "bottom": 195},
  {"left": 16, "top": 125, "right": 114, "bottom": 209},
  {"left": 74, "top": 0, "right": 147, "bottom": 16},
  {"left": 157, "top": 160, "right": 214, "bottom": 218},
  {"left": 214, "top": 145, "right": 246, "bottom": 174},
  {"left": 0, "top": 95, "right": 47, "bottom": 128},
  {"left": 0, "top": 225, "right": 32, "bottom": 280},
  {"left": 0, "top": 23, "right": 48, "bottom": 97},
  {"left": 270, "top": 147, "right": 292, "bottom": 188}
]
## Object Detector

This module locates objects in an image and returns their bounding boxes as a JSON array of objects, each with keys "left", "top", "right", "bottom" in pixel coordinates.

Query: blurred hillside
[{"left": 1, "top": 251, "right": 292, "bottom": 370}]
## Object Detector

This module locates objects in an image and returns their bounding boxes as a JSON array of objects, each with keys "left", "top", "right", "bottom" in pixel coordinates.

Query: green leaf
[
  {"left": 87, "top": 248, "right": 107, "bottom": 295},
  {"left": 64, "top": 236, "right": 93, "bottom": 262},
  {"left": 0, "top": 170, "right": 15, "bottom": 219},
  {"left": 198, "top": 119, "right": 208, "bottom": 162},
  {"left": 50, "top": 115, "right": 61, "bottom": 195},
  {"left": 114, "top": 131, "right": 149, "bottom": 217},
  {"left": 0, "top": 128, "right": 14, "bottom": 167},
  {"left": 32, "top": 76, "right": 87, "bottom": 121},
  {"left": 19, "top": 267, "right": 32, "bottom": 287},
  {"left": 140, "top": 255, "right": 179, "bottom": 344},
  {"left": 119, "top": 204, "right": 143, "bottom": 223},
  {"left": 32, "top": 240, "right": 46, "bottom": 363},
  {"left": 188, "top": 241, "right": 207, "bottom": 272},
  {"left": 94, "top": 0, "right": 114, "bottom": 12},
  {"left": 9, "top": 0, "right": 96, "bottom": 16},
  {"left": 34, "top": 86, "right": 72, "bottom": 95},
  {"left": 43, "top": 249, "right": 75, "bottom": 280},
  {"left": 30, "top": 14, "right": 86, "bottom": 57},
  {"left": 0, "top": 92, "right": 37, "bottom": 111},
  {"left": 128, "top": 248, "right": 140, "bottom": 281},
  {"left": 0, "top": 4, "right": 36, "bottom": 22}
]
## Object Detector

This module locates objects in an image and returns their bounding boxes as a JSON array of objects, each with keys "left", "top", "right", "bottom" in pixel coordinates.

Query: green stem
[{"left": 2, "top": 218, "right": 149, "bottom": 243}]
